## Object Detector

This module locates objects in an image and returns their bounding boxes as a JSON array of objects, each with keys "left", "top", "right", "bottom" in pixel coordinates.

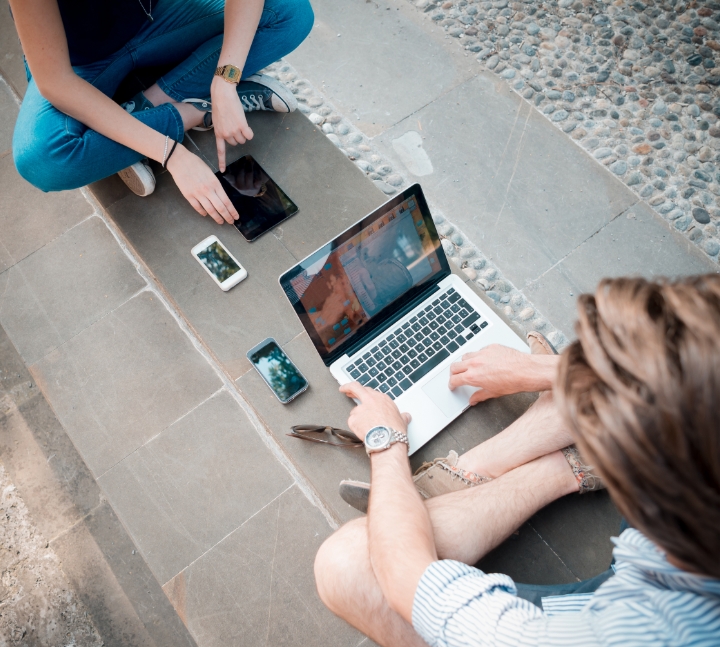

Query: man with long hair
[{"left": 315, "top": 275, "right": 720, "bottom": 646}]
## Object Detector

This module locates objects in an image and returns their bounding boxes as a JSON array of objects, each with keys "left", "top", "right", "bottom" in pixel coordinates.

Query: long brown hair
[{"left": 556, "top": 275, "right": 720, "bottom": 577}]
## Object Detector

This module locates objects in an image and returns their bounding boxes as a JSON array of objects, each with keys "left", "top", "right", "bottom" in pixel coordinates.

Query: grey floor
[{"left": 0, "top": 1, "right": 716, "bottom": 646}]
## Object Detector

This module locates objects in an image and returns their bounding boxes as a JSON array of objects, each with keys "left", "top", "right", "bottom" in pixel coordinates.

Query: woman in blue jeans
[{"left": 10, "top": 0, "right": 313, "bottom": 225}]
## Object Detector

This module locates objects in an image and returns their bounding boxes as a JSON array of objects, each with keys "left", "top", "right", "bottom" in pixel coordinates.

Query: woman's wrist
[{"left": 165, "top": 143, "right": 187, "bottom": 173}]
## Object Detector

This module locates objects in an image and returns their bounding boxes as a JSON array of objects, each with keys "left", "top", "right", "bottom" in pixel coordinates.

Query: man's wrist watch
[
  {"left": 215, "top": 64, "right": 242, "bottom": 84},
  {"left": 364, "top": 426, "right": 409, "bottom": 456}
]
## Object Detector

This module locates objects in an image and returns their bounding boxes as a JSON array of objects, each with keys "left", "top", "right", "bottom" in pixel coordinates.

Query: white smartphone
[{"left": 191, "top": 235, "right": 248, "bottom": 291}]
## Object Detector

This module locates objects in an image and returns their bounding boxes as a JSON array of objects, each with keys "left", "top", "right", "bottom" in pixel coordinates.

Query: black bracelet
[{"left": 163, "top": 140, "right": 178, "bottom": 169}]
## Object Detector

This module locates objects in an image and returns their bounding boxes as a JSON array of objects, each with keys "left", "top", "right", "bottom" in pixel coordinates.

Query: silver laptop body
[{"left": 279, "top": 184, "right": 528, "bottom": 454}]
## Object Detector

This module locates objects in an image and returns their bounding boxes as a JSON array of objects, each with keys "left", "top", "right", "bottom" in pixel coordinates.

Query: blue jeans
[{"left": 12, "top": 0, "right": 313, "bottom": 192}]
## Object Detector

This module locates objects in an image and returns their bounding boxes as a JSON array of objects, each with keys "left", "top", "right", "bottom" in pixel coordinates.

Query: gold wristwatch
[{"left": 215, "top": 64, "right": 242, "bottom": 84}]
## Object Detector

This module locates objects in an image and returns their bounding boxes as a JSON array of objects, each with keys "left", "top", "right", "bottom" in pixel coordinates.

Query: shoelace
[{"left": 240, "top": 93, "right": 268, "bottom": 111}]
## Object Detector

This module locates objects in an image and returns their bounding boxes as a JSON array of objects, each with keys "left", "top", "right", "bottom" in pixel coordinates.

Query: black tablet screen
[{"left": 216, "top": 155, "right": 298, "bottom": 241}]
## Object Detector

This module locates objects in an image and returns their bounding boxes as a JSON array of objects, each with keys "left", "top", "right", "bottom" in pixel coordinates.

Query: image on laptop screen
[{"left": 284, "top": 192, "right": 444, "bottom": 356}]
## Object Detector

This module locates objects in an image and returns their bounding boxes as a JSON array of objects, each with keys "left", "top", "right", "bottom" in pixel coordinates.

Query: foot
[
  {"left": 561, "top": 446, "right": 605, "bottom": 493},
  {"left": 527, "top": 331, "right": 558, "bottom": 356},
  {"left": 339, "top": 451, "right": 491, "bottom": 513},
  {"left": 117, "top": 160, "right": 155, "bottom": 197},
  {"left": 238, "top": 74, "right": 297, "bottom": 113}
]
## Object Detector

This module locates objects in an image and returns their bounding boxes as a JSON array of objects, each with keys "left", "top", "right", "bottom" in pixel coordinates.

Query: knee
[
  {"left": 13, "top": 135, "right": 65, "bottom": 192},
  {"left": 284, "top": 0, "right": 315, "bottom": 45},
  {"left": 315, "top": 518, "right": 367, "bottom": 614}
]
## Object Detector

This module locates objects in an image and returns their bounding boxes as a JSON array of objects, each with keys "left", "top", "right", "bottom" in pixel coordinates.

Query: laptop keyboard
[{"left": 343, "top": 288, "right": 489, "bottom": 400}]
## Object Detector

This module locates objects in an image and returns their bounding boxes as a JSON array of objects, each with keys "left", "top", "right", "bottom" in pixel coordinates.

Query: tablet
[{"left": 216, "top": 155, "right": 299, "bottom": 242}]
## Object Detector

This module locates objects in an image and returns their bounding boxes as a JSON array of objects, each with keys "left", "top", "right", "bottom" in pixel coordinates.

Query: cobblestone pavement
[
  {"left": 257, "top": 2, "right": 720, "bottom": 347},
  {"left": 261, "top": 0, "right": 720, "bottom": 346},
  {"left": 424, "top": 0, "right": 720, "bottom": 260}
]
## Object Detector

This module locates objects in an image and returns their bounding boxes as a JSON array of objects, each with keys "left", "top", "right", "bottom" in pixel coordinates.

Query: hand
[
  {"left": 211, "top": 76, "right": 254, "bottom": 172},
  {"left": 448, "top": 344, "right": 556, "bottom": 405},
  {"left": 166, "top": 145, "right": 239, "bottom": 224},
  {"left": 340, "top": 382, "right": 412, "bottom": 442}
]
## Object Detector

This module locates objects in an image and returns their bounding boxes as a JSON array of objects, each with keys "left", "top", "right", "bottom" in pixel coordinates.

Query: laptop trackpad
[{"left": 421, "top": 366, "right": 476, "bottom": 419}]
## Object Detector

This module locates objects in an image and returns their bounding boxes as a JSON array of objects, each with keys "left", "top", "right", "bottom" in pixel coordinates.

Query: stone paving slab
[
  {"left": 99, "top": 390, "right": 294, "bottom": 585},
  {"left": 162, "top": 485, "right": 367, "bottom": 647},
  {"left": 0, "top": 150, "right": 94, "bottom": 274},
  {"left": 525, "top": 200, "right": 716, "bottom": 334},
  {"left": 373, "top": 71, "right": 638, "bottom": 289},
  {"left": 0, "top": 323, "right": 198, "bottom": 647},
  {"left": 287, "top": 0, "right": 478, "bottom": 138},
  {"left": 99, "top": 172, "right": 302, "bottom": 379},
  {"left": 30, "top": 291, "right": 223, "bottom": 477},
  {"left": 0, "top": 75, "right": 17, "bottom": 151},
  {"left": 0, "top": 0, "right": 26, "bottom": 99},
  {"left": 0, "top": 216, "right": 146, "bottom": 366}
]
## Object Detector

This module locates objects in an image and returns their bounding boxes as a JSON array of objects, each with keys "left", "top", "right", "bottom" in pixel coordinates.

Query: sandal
[
  {"left": 527, "top": 331, "right": 558, "bottom": 356},
  {"left": 562, "top": 446, "right": 605, "bottom": 493},
  {"left": 286, "top": 424, "right": 363, "bottom": 448},
  {"left": 339, "top": 450, "right": 491, "bottom": 514}
]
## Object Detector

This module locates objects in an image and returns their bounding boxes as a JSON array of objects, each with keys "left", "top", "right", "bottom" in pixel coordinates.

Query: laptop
[{"left": 279, "top": 184, "right": 529, "bottom": 454}]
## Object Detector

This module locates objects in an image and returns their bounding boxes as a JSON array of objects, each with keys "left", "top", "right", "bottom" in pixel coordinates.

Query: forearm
[
  {"left": 43, "top": 72, "right": 170, "bottom": 163},
  {"left": 367, "top": 444, "right": 437, "bottom": 623},
  {"left": 217, "top": 0, "right": 265, "bottom": 71}
]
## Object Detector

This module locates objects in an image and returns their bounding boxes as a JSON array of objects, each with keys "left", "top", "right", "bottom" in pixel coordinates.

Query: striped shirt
[{"left": 412, "top": 529, "right": 720, "bottom": 647}]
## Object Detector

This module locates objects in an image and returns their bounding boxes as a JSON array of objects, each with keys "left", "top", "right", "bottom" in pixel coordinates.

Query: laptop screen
[{"left": 279, "top": 185, "right": 449, "bottom": 365}]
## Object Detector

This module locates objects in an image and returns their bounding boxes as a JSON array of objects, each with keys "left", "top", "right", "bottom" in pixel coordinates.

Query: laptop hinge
[{"left": 339, "top": 283, "right": 443, "bottom": 362}]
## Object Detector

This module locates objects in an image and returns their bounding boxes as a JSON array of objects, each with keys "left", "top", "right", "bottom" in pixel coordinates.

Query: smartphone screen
[
  {"left": 196, "top": 240, "right": 242, "bottom": 283},
  {"left": 249, "top": 340, "right": 308, "bottom": 403},
  {"left": 216, "top": 155, "right": 299, "bottom": 242}
]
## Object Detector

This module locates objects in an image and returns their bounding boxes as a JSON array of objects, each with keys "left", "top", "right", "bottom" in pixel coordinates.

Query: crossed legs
[{"left": 314, "top": 392, "right": 579, "bottom": 647}]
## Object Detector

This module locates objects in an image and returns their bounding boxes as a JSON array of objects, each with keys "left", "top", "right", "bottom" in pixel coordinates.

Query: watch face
[{"left": 366, "top": 427, "right": 391, "bottom": 449}]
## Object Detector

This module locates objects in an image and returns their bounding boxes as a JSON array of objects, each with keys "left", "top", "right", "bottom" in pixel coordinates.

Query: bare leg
[
  {"left": 315, "top": 452, "right": 578, "bottom": 647},
  {"left": 140, "top": 84, "right": 205, "bottom": 131},
  {"left": 455, "top": 391, "right": 575, "bottom": 478}
]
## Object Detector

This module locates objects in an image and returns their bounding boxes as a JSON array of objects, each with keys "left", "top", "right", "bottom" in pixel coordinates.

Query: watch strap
[
  {"left": 215, "top": 64, "right": 242, "bottom": 84},
  {"left": 365, "top": 427, "right": 409, "bottom": 456}
]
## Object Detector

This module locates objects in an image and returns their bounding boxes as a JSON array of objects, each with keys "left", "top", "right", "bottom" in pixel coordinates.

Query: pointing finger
[{"left": 216, "top": 136, "right": 226, "bottom": 173}]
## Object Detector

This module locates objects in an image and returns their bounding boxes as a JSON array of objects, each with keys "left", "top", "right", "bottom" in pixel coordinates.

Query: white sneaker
[{"left": 117, "top": 160, "right": 156, "bottom": 197}]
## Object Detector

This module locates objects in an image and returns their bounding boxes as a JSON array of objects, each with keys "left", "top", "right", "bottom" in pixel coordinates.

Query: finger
[
  {"left": 228, "top": 132, "right": 245, "bottom": 146},
  {"left": 216, "top": 136, "right": 226, "bottom": 173},
  {"left": 198, "top": 195, "right": 224, "bottom": 225},
  {"left": 187, "top": 196, "right": 207, "bottom": 217},
  {"left": 469, "top": 389, "right": 493, "bottom": 406},
  {"left": 448, "top": 371, "right": 472, "bottom": 390},
  {"left": 339, "top": 381, "right": 367, "bottom": 402},
  {"left": 449, "top": 360, "right": 468, "bottom": 375},
  {"left": 461, "top": 351, "right": 480, "bottom": 362},
  {"left": 209, "top": 189, "right": 235, "bottom": 224},
  {"left": 401, "top": 412, "right": 412, "bottom": 425},
  {"left": 242, "top": 124, "right": 254, "bottom": 141},
  {"left": 218, "top": 186, "right": 239, "bottom": 220}
]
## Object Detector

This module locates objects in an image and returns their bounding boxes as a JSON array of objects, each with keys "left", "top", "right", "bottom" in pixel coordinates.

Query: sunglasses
[{"left": 287, "top": 424, "right": 363, "bottom": 448}]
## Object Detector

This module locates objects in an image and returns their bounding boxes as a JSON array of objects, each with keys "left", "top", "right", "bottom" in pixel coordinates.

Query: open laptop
[{"left": 279, "top": 184, "right": 528, "bottom": 454}]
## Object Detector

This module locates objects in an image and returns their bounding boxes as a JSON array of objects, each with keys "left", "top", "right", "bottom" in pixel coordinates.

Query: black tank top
[{"left": 57, "top": 0, "right": 157, "bottom": 66}]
